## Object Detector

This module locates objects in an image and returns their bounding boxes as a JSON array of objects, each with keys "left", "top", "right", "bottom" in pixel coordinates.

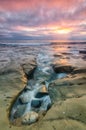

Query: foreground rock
[
  {"left": 32, "top": 72, "right": 86, "bottom": 130},
  {"left": 22, "top": 111, "right": 39, "bottom": 125},
  {"left": 10, "top": 83, "right": 51, "bottom": 125}
]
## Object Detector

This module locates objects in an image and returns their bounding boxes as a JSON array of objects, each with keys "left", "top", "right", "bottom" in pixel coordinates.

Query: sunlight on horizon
[{"left": 56, "top": 28, "right": 72, "bottom": 34}]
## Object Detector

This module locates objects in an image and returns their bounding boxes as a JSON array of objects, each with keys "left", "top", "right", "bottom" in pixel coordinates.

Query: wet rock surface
[
  {"left": 79, "top": 50, "right": 86, "bottom": 54},
  {"left": 72, "top": 67, "right": 86, "bottom": 74},
  {"left": 22, "top": 111, "right": 39, "bottom": 125},
  {"left": 21, "top": 61, "right": 37, "bottom": 79},
  {"left": 53, "top": 64, "right": 75, "bottom": 73},
  {"left": 9, "top": 51, "right": 54, "bottom": 125}
]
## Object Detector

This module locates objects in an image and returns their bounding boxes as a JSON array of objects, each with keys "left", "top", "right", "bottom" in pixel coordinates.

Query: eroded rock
[
  {"left": 21, "top": 60, "right": 37, "bottom": 79},
  {"left": 22, "top": 111, "right": 39, "bottom": 125},
  {"left": 10, "top": 83, "right": 52, "bottom": 124},
  {"left": 53, "top": 64, "right": 75, "bottom": 73}
]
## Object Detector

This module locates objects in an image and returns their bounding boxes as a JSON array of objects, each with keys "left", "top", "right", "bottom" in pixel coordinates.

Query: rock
[
  {"left": 31, "top": 99, "right": 42, "bottom": 108},
  {"left": 21, "top": 61, "right": 37, "bottom": 79},
  {"left": 35, "top": 85, "right": 49, "bottom": 98},
  {"left": 38, "top": 85, "right": 48, "bottom": 93},
  {"left": 79, "top": 50, "right": 86, "bottom": 54},
  {"left": 73, "top": 68, "right": 86, "bottom": 74},
  {"left": 53, "top": 65, "right": 74, "bottom": 73},
  {"left": 35, "top": 92, "right": 49, "bottom": 98},
  {"left": 22, "top": 111, "right": 39, "bottom": 125},
  {"left": 9, "top": 80, "right": 51, "bottom": 125},
  {"left": 62, "top": 52, "right": 72, "bottom": 55},
  {"left": 53, "top": 54, "right": 62, "bottom": 57},
  {"left": 82, "top": 55, "right": 86, "bottom": 60}
]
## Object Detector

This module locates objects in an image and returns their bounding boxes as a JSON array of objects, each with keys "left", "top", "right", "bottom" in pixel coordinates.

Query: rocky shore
[{"left": 0, "top": 44, "right": 86, "bottom": 130}]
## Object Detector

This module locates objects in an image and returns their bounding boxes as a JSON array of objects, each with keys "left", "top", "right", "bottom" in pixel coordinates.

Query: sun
[{"left": 56, "top": 28, "right": 72, "bottom": 34}]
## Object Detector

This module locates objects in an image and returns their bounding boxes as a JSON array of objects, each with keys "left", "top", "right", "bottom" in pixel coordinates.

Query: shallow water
[{"left": 0, "top": 41, "right": 86, "bottom": 66}]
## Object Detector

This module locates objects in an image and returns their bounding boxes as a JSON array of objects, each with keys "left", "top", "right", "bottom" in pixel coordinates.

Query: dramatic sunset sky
[{"left": 0, "top": 0, "right": 86, "bottom": 41}]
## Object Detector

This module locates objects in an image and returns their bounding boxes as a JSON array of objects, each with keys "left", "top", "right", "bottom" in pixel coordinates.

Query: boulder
[
  {"left": 53, "top": 64, "right": 74, "bottom": 73},
  {"left": 22, "top": 111, "right": 39, "bottom": 125}
]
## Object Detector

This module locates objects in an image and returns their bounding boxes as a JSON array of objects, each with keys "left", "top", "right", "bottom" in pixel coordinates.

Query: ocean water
[
  {"left": 0, "top": 40, "right": 86, "bottom": 65},
  {"left": 0, "top": 40, "right": 86, "bottom": 75}
]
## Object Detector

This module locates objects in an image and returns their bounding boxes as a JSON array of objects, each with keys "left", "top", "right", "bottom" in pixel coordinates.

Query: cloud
[{"left": 0, "top": 0, "right": 86, "bottom": 40}]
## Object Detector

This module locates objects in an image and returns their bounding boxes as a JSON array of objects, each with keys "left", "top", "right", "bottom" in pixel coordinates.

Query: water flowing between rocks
[{"left": 9, "top": 47, "right": 67, "bottom": 125}]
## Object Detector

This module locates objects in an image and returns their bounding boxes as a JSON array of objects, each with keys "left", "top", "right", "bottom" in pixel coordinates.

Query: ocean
[{"left": 0, "top": 40, "right": 86, "bottom": 67}]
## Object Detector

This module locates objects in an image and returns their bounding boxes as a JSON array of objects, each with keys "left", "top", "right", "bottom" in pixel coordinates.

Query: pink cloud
[
  {"left": 0, "top": 0, "right": 86, "bottom": 40},
  {"left": 0, "top": 0, "right": 84, "bottom": 11}
]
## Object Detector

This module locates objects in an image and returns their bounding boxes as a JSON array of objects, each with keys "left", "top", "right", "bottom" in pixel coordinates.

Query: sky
[{"left": 0, "top": 0, "right": 86, "bottom": 41}]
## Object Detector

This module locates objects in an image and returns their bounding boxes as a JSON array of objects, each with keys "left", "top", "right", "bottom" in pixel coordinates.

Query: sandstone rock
[
  {"left": 21, "top": 61, "right": 37, "bottom": 79},
  {"left": 38, "top": 85, "right": 48, "bottom": 93},
  {"left": 73, "top": 67, "right": 86, "bottom": 74},
  {"left": 53, "top": 64, "right": 74, "bottom": 73},
  {"left": 22, "top": 111, "right": 39, "bottom": 125}
]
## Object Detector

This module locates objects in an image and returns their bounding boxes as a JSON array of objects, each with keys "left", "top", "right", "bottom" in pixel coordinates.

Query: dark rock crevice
[
  {"left": 53, "top": 64, "right": 75, "bottom": 74},
  {"left": 21, "top": 62, "right": 37, "bottom": 80}
]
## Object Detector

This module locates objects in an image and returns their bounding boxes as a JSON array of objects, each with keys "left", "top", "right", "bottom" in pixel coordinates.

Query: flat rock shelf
[
  {"left": 8, "top": 48, "right": 57, "bottom": 125},
  {"left": 9, "top": 49, "right": 69, "bottom": 125}
]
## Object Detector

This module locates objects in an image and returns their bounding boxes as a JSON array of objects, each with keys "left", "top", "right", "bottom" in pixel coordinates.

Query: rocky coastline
[{"left": 0, "top": 44, "right": 86, "bottom": 130}]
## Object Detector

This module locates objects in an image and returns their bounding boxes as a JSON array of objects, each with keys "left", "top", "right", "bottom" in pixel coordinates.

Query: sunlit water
[
  {"left": 0, "top": 40, "right": 86, "bottom": 84},
  {"left": 0, "top": 40, "right": 86, "bottom": 85}
]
